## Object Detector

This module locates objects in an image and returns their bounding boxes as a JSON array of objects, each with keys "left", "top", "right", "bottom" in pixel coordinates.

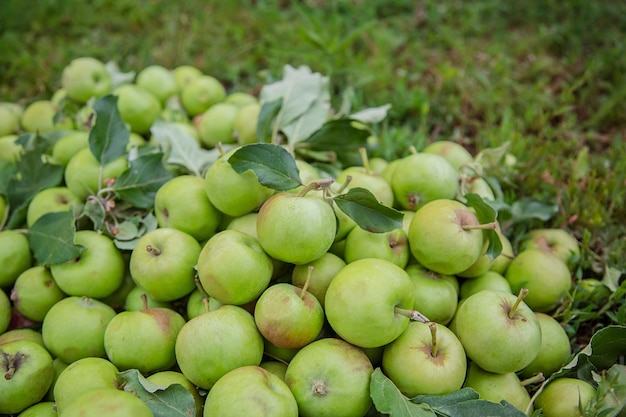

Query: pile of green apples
[{"left": 0, "top": 57, "right": 604, "bottom": 417}]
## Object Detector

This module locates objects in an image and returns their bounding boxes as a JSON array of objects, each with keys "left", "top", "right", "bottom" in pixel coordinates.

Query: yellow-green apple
[
  {"left": 113, "top": 83, "right": 162, "bottom": 135},
  {"left": 135, "top": 64, "right": 177, "bottom": 104},
  {"left": 147, "top": 371, "right": 204, "bottom": 417},
  {"left": 459, "top": 270, "right": 512, "bottom": 300},
  {"left": 234, "top": 102, "right": 261, "bottom": 145},
  {"left": 13, "top": 401, "right": 56, "bottom": 417},
  {"left": 197, "top": 102, "right": 239, "bottom": 148},
  {"left": 123, "top": 285, "right": 171, "bottom": 311},
  {"left": 406, "top": 264, "right": 458, "bottom": 325},
  {"left": 173, "top": 65, "right": 203, "bottom": 92},
  {"left": 0, "top": 288, "right": 10, "bottom": 334},
  {"left": 0, "top": 230, "right": 33, "bottom": 288},
  {"left": 463, "top": 361, "right": 533, "bottom": 412},
  {"left": 422, "top": 140, "right": 473, "bottom": 170},
  {"left": 534, "top": 378, "right": 596, "bottom": 417},
  {"left": 334, "top": 163, "right": 394, "bottom": 207},
  {"left": 343, "top": 226, "right": 409, "bottom": 268},
  {"left": 0, "top": 104, "right": 20, "bottom": 136},
  {"left": 225, "top": 212, "right": 259, "bottom": 237},
  {"left": 64, "top": 147, "right": 128, "bottom": 200},
  {"left": 0, "top": 328, "right": 44, "bottom": 347},
  {"left": 225, "top": 91, "right": 258, "bottom": 108},
  {"left": 180, "top": 75, "right": 226, "bottom": 117},
  {"left": 26, "top": 186, "right": 81, "bottom": 227},
  {"left": 20, "top": 100, "right": 58, "bottom": 133},
  {"left": 521, "top": 228, "right": 581, "bottom": 271},
  {"left": 61, "top": 57, "right": 112, "bottom": 104},
  {"left": 291, "top": 252, "right": 346, "bottom": 308},
  {"left": 61, "top": 387, "right": 153, "bottom": 417},
  {"left": 519, "top": 312, "right": 572, "bottom": 379},
  {"left": 10, "top": 266, "right": 66, "bottom": 322},
  {"left": 0, "top": 134, "right": 22, "bottom": 162},
  {"left": 50, "top": 131, "right": 89, "bottom": 167},
  {"left": 260, "top": 360, "right": 288, "bottom": 381}
]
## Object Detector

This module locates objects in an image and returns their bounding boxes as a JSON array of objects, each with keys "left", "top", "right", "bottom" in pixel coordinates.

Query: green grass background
[{"left": 1, "top": 0, "right": 624, "bottom": 275}]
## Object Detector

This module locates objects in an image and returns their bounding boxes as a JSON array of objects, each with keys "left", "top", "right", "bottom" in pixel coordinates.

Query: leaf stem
[{"left": 394, "top": 307, "right": 430, "bottom": 322}]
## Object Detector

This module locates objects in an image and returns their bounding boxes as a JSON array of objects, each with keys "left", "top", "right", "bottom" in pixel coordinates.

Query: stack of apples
[{"left": 0, "top": 57, "right": 598, "bottom": 417}]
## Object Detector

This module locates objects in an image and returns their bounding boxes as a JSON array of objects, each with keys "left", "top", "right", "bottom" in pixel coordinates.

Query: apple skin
[
  {"left": 382, "top": 321, "right": 467, "bottom": 397},
  {"left": 0, "top": 230, "right": 33, "bottom": 288},
  {"left": 203, "top": 365, "right": 299, "bottom": 417},
  {"left": 462, "top": 361, "right": 533, "bottom": 412},
  {"left": 173, "top": 65, "right": 203, "bottom": 92},
  {"left": 324, "top": 258, "right": 415, "bottom": 348},
  {"left": 61, "top": 387, "right": 154, "bottom": 417},
  {"left": 61, "top": 57, "right": 112, "bottom": 103},
  {"left": 343, "top": 226, "right": 409, "bottom": 268},
  {"left": 519, "top": 312, "right": 572, "bottom": 379},
  {"left": 20, "top": 100, "right": 58, "bottom": 133},
  {"left": 291, "top": 252, "right": 346, "bottom": 308},
  {"left": 234, "top": 102, "right": 262, "bottom": 145},
  {"left": 26, "top": 186, "right": 81, "bottom": 227},
  {"left": 136, "top": 64, "right": 178, "bottom": 104},
  {"left": 154, "top": 174, "right": 222, "bottom": 242},
  {"left": 0, "top": 134, "right": 22, "bottom": 162},
  {"left": 408, "top": 199, "right": 484, "bottom": 276},
  {"left": 489, "top": 227, "right": 515, "bottom": 275},
  {"left": 64, "top": 147, "right": 128, "bottom": 200},
  {"left": 147, "top": 371, "right": 204, "bottom": 417},
  {"left": 10, "top": 265, "right": 67, "bottom": 322},
  {"left": 452, "top": 290, "right": 542, "bottom": 374},
  {"left": 391, "top": 152, "right": 459, "bottom": 210},
  {"left": 534, "top": 377, "right": 596, "bottom": 417},
  {"left": 521, "top": 228, "right": 581, "bottom": 271},
  {"left": 198, "top": 102, "right": 239, "bottom": 148},
  {"left": 129, "top": 227, "right": 201, "bottom": 302},
  {"left": 204, "top": 147, "right": 275, "bottom": 217},
  {"left": 0, "top": 104, "right": 20, "bottom": 136},
  {"left": 284, "top": 337, "right": 374, "bottom": 417},
  {"left": 335, "top": 165, "right": 394, "bottom": 207},
  {"left": 459, "top": 270, "right": 512, "bottom": 300},
  {"left": 104, "top": 307, "right": 186, "bottom": 374},
  {"left": 505, "top": 248, "right": 572, "bottom": 312},
  {"left": 15, "top": 401, "right": 57, "bottom": 417},
  {"left": 114, "top": 83, "right": 162, "bottom": 135},
  {"left": 181, "top": 75, "right": 226, "bottom": 117},
  {"left": 50, "top": 230, "right": 126, "bottom": 299},
  {"left": 406, "top": 264, "right": 458, "bottom": 325},
  {"left": 0, "top": 287, "right": 10, "bottom": 334},
  {"left": 123, "top": 285, "right": 171, "bottom": 311},
  {"left": 422, "top": 140, "right": 474, "bottom": 170},
  {"left": 53, "top": 356, "right": 120, "bottom": 413},
  {"left": 0, "top": 328, "right": 44, "bottom": 347},
  {"left": 185, "top": 288, "right": 223, "bottom": 320},
  {"left": 254, "top": 282, "right": 325, "bottom": 349},
  {"left": 197, "top": 229, "right": 274, "bottom": 305},
  {"left": 0, "top": 340, "right": 54, "bottom": 415},
  {"left": 256, "top": 192, "right": 337, "bottom": 265},
  {"left": 41, "top": 296, "right": 116, "bottom": 364},
  {"left": 260, "top": 360, "right": 289, "bottom": 381},
  {"left": 175, "top": 305, "right": 264, "bottom": 390}
]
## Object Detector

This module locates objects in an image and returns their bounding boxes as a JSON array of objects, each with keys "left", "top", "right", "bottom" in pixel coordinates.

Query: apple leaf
[
  {"left": 592, "top": 364, "right": 626, "bottom": 417},
  {"left": 119, "top": 369, "right": 196, "bottom": 417},
  {"left": 151, "top": 121, "right": 224, "bottom": 177},
  {"left": 509, "top": 198, "right": 558, "bottom": 223},
  {"left": 602, "top": 266, "right": 622, "bottom": 292},
  {"left": 465, "top": 193, "right": 502, "bottom": 260},
  {"left": 350, "top": 104, "right": 392, "bottom": 124},
  {"left": 113, "top": 212, "right": 158, "bottom": 251},
  {"left": 256, "top": 97, "right": 283, "bottom": 142},
  {"left": 114, "top": 151, "right": 174, "bottom": 209},
  {"left": 27, "top": 211, "right": 84, "bottom": 265},
  {"left": 0, "top": 159, "right": 17, "bottom": 197},
  {"left": 89, "top": 94, "right": 130, "bottom": 165},
  {"left": 333, "top": 187, "right": 403, "bottom": 233},
  {"left": 229, "top": 142, "right": 302, "bottom": 191},
  {"left": 105, "top": 61, "right": 136, "bottom": 89},
  {"left": 370, "top": 368, "right": 436, "bottom": 417}
]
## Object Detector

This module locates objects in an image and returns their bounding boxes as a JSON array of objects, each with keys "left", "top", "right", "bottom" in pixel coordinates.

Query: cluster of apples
[{"left": 0, "top": 57, "right": 594, "bottom": 417}]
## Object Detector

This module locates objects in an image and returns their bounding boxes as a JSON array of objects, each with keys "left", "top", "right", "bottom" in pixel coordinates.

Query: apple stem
[
  {"left": 461, "top": 221, "right": 498, "bottom": 231},
  {"left": 408, "top": 145, "right": 418, "bottom": 155},
  {"left": 216, "top": 141, "right": 226, "bottom": 158},
  {"left": 297, "top": 177, "right": 334, "bottom": 197},
  {"left": 300, "top": 266, "right": 314, "bottom": 300},
  {"left": 509, "top": 288, "right": 529, "bottom": 319},
  {"left": 520, "top": 373, "right": 545, "bottom": 386},
  {"left": 146, "top": 245, "right": 161, "bottom": 256},
  {"left": 194, "top": 278, "right": 211, "bottom": 300},
  {"left": 140, "top": 293, "right": 149, "bottom": 310},
  {"left": 394, "top": 307, "right": 430, "bottom": 323},
  {"left": 429, "top": 322, "right": 438, "bottom": 357},
  {"left": 202, "top": 297, "right": 211, "bottom": 314},
  {"left": 358, "top": 147, "right": 371, "bottom": 175},
  {"left": 2, "top": 352, "right": 25, "bottom": 380},
  {"left": 334, "top": 175, "right": 352, "bottom": 195}
]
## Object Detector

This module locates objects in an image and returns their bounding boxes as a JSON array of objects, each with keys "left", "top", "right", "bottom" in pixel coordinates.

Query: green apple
[
  {"left": 256, "top": 192, "right": 336, "bottom": 265},
  {"left": 534, "top": 377, "right": 596, "bottom": 417},
  {"left": 136, "top": 64, "right": 178, "bottom": 104},
  {"left": 0, "top": 328, "right": 44, "bottom": 347},
  {"left": 263, "top": 337, "right": 301, "bottom": 364},
  {"left": 175, "top": 305, "right": 264, "bottom": 389},
  {"left": 505, "top": 248, "right": 572, "bottom": 312},
  {"left": 490, "top": 227, "right": 515, "bottom": 274},
  {"left": 129, "top": 227, "right": 201, "bottom": 302},
  {"left": 197, "top": 229, "right": 273, "bottom": 305},
  {"left": 466, "top": 177, "right": 496, "bottom": 200},
  {"left": 0, "top": 134, "right": 22, "bottom": 162},
  {"left": 0, "top": 287, "right": 10, "bottom": 334},
  {"left": 368, "top": 157, "right": 389, "bottom": 175},
  {"left": 225, "top": 91, "right": 259, "bottom": 108},
  {"left": 456, "top": 239, "right": 492, "bottom": 278},
  {"left": 284, "top": 337, "right": 373, "bottom": 417},
  {"left": 155, "top": 174, "right": 222, "bottom": 241},
  {"left": 0, "top": 104, "right": 20, "bottom": 136},
  {"left": 26, "top": 186, "right": 81, "bottom": 227},
  {"left": 391, "top": 152, "right": 459, "bottom": 210},
  {"left": 20, "top": 100, "right": 58, "bottom": 133},
  {"left": 334, "top": 164, "right": 394, "bottom": 207},
  {"left": 203, "top": 365, "right": 298, "bottom": 417},
  {"left": 0, "top": 340, "right": 54, "bottom": 415},
  {"left": 114, "top": 83, "right": 162, "bottom": 134},
  {"left": 186, "top": 288, "right": 223, "bottom": 319},
  {"left": 147, "top": 371, "right": 203, "bottom": 417},
  {"left": 459, "top": 270, "right": 512, "bottom": 299},
  {"left": 343, "top": 226, "right": 409, "bottom": 268},
  {"left": 44, "top": 356, "right": 68, "bottom": 402},
  {"left": 50, "top": 131, "right": 89, "bottom": 167},
  {"left": 173, "top": 65, "right": 203, "bottom": 92},
  {"left": 234, "top": 102, "right": 261, "bottom": 145},
  {"left": 463, "top": 361, "right": 533, "bottom": 412},
  {"left": 64, "top": 147, "right": 128, "bottom": 200},
  {"left": 225, "top": 211, "right": 259, "bottom": 237},
  {"left": 10, "top": 266, "right": 66, "bottom": 322},
  {"left": 197, "top": 102, "right": 239, "bottom": 148},
  {"left": 41, "top": 296, "right": 116, "bottom": 363},
  {"left": 0, "top": 230, "right": 33, "bottom": 288},
  {"left": 53, "top": 356, "right": 120, "bottom": 413},
  {"left": 324, "top": 258, "right": 417, "bottom": 348},
  {"left": 260, "top": 360, "right": 288, "bottom": 381},
  {"left": 291, "top": 252, "right": 346, "bottom": 308},
  {"left": 382, "top": 321, "right": 466, "bottom": 396},
  {"left": 61, "top": 387, "right": 153, "bottom": 417},
  {"left": 16, "top": 401, "right": 57, "bottom": 417},
  {"left": 254, "top": 282, "right": 325, "bottom": 349},
  {"left": 180, "top": 75, "right": 226, "bottom": 116},
  {"left": 408, "top": 199, "right": 485, "bottom": 275},
  {"left": 520, "top": 312, "right": 572, "bottom": 379},
  {"left": 204, "top": 147, "right": 274, "bottom": 217},
  {"left": 0, "top": 194, "right": 6, "bottom": 225},
  {"left": 422, "top": 140, "right": 474, "bottom": 170},
  {"left": 104, "top": 306, "right": 186, "bottom": 374},
  {"left": 61, "top": 57, "right": 112, "bottom": 103},
  {"left": 521, "top": 228, "right": 581, "bottom": 271},
  {"left": 74, "top": 103, "right": 96, "bottom": 131},
  {"left": 406, "top": 264, "right": 458, "bottom": 325},
  {"left": 123, "top": 285, "right": 171, "bottom": 311},
  {"left": 453, "top": 289, "right": 542, "bottom": 374},
  {"left": 50, "top": 230, "right": 125, "bottom": 298}
]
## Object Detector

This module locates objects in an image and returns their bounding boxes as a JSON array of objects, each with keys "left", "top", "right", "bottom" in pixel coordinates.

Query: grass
[{"left": 1, "top": 0, "right": 625, "bottom": 329}]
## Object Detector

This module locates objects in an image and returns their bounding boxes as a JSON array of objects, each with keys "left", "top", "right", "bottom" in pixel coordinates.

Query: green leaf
[
  {"left": 82, "top": 197, "right": 106, "bottom": 232},
  {"left": 510, "top": 198, "right": 558, "bottom": 223},
  {"left": 27, "top": 211, "right": 84, "bottom": 265},
  {"left": 151, "top": 121, "right": 223, "bottom": 177},
  {"left": 410, "top": 388, "right": 479, "bottom": 408},
  {"left": 602, "top": 266, "right": 622, "bottom": 292},
  {"left": 593, "top": 364, "right": 626, "bottom": 417},
  {"left": 0, "top": 159, "right": 17, "bottom": 196},
  {"left": 350, "top": 104, "right": 392, "bottom": 124},
  {"left": 432, "top": 399, "right": 528, "bottom": 417},
  {"left": 465, "top": 193, "right": 502, "bottom": 260},
  {"left": 114, "top": 212, "right": 158, "bottom": 250},
  {"left": 89, "top": 94, "right": 130, "bottom": 164},
  {"left": 119, "top": 369, "right": 196, "bottom": 417},
  {"left": 114, "top": 151, "right": 174, "bottom": 209},
  {"left": 333, "top": 187, "right": 403, "bottom": 233},
  {"left": 229, "top": 143, "right": 302, "bottom": 191},
  {"left": 256, "top": 97, "right": 283, "bottom": 142},
  {"left": 573, "top": 146, "right": 590, "bottom": 181},
  {"left": 370, "top": 368, "right": 435, "bottom": 417}
]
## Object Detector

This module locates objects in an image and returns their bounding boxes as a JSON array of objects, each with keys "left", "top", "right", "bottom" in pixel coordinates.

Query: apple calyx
[
  {"left": 1, "top": 351, "right": 27, "bottom": 380},
  {"left": 298, "top": 266, "right": 314, "bottom": 300},
  {"left": 521, "top": 373, "right": 545, "bottom": 386},
  {"left": 312, "top": 379, "right": 327, "bottom": 397},
  {"left": 394, "top": 307, "right": 430, "bottom": 323},
  {"left": 429, "top": 322, "right": 438, "bottom": 357},
  {"left": 508, "top": 288, "right": 529, "bottom": 319}
]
